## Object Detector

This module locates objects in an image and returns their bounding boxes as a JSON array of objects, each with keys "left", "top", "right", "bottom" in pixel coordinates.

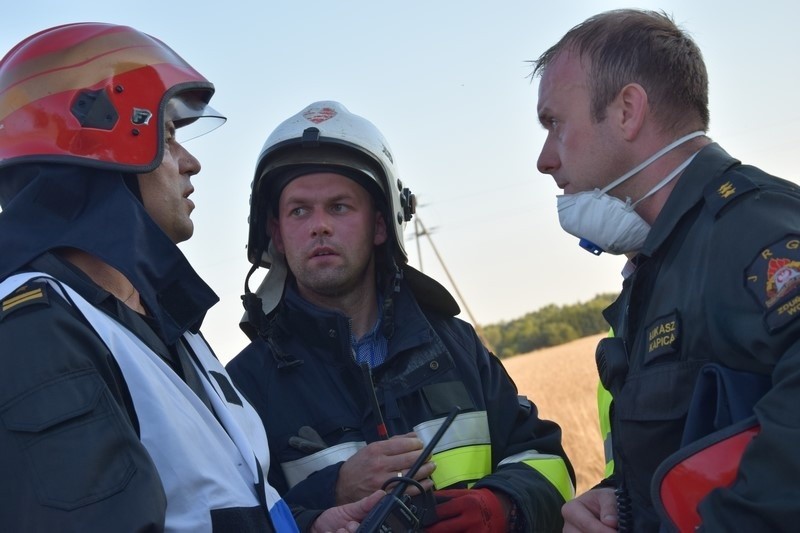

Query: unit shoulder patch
[
  {"left": 745, "top": 235, "right": 800, "bottom": 331},
  {"left": 0, "top": 281, "right": 51, "bottom": 322}
]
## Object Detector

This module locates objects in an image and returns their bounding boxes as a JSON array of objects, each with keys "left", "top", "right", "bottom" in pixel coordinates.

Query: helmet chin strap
[
  {"left": 241, "top": 261, "right": 266, "bottom": 338},
  {"left": 240, "top": 241, "right": 289, "bottom": 339},
  {"left": 381, "top": 265, "right": 401, "bottom": 340}
]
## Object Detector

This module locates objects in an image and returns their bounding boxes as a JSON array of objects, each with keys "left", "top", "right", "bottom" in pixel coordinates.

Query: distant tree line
[{"left": 482, "top": 293, "right": 618, "bottom": 358}]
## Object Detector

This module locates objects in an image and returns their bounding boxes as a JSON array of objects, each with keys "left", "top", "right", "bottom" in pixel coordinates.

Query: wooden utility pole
[
  {"left": 412, "top": 215, "right": 493, "bottom": 351},
  {"left": 414, "top": 218, "right": 423, "bottom": 272}
]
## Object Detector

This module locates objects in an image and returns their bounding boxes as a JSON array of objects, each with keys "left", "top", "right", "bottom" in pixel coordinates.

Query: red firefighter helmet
[{"left": 0, "top": 22, "right": 224, "bottom": 174}]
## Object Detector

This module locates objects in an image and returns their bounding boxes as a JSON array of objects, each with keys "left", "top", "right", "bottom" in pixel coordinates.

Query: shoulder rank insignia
[
  {"left": 0, "top": 282, "right": 51, "bottom": 321},
  {"left": 745, "top": 235, "right": 800, "bottom": 332},
  {"left": 703, "top": 170, "right": 758, "bottom": 218}
]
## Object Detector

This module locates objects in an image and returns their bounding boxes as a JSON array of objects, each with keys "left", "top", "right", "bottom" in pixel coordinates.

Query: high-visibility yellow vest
[
  {"left": 598, "top": 382, "right": 614, "bottom": 477},
  {"left": 598, "top": 329, "right": 614, "bottom": 477}
]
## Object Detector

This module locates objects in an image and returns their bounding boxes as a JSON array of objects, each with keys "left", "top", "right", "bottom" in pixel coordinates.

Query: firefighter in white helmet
[{"left": 227, "top": 101, "right": 575, "bottom": 532}]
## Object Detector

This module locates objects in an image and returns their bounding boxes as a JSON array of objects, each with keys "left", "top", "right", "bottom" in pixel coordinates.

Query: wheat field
[{"left": 501, "top": 333, "right": 607, "bottom": 495}]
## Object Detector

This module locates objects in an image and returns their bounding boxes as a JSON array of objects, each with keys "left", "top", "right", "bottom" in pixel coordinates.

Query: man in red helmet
[{"left": 0, "top": 24, "right": 378, "bottom": 532}]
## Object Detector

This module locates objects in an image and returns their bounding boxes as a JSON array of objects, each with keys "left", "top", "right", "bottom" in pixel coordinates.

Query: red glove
[{"left": 426, "top": 488, "right": 507, "bottom": 533}]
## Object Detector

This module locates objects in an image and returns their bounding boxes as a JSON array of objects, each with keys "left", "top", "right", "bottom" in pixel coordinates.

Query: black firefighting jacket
[{"left": 227, "top": 281, "right": 575, "bottom": 532}]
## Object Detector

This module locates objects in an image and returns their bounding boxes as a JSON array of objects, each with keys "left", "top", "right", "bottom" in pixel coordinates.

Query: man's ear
[
  {"left": 611, "top": 83, "right": 648, "bottom": 141},
  {"left": 268, "top": 217, "right": 285, "bottom": 253},
  {"left": 374, "top": 211, "right": 388, "bottom": 246}
]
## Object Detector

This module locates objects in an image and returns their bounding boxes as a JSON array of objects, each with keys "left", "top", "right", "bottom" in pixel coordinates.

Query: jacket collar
[
  {"left": 277, "top": 281, "right": 433, "bottom": 364},
  {"left": 640, "top": 143, "right": 740, "bottom": 257},
  {"left": 0, "top": 165, "right": 218, "bottom": 343}
]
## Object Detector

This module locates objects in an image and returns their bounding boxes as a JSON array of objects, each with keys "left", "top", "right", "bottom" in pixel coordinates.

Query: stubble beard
[{"left": 298, "top": 258, "right": 375, "bottom": 301}]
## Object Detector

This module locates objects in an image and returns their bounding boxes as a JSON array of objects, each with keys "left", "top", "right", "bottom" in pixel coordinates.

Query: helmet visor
[{"left": 166, "top": 94, "right": 226, "bottom": 142}]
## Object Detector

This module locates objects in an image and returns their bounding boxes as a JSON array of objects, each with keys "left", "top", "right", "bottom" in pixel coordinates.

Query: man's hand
[
  {"left": 311, "top": 490, "right": 385, "bottom": 533},
  {"left": 562, "top": 487, "right": 618, "bottom": 533},
  {"left": 335, "top": 432, "right": 435, "bottom": 504},
  {"left": 426, "top": 488, "right": 507, "bottom": 533}
]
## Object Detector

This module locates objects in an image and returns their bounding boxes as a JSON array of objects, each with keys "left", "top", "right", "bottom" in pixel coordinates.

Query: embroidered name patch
[
  {"left": 644, "top": 312, "right": 680, "bottom": 364},
  {"left": 746, "top": 235, "right": 800, "bottom": 331}
]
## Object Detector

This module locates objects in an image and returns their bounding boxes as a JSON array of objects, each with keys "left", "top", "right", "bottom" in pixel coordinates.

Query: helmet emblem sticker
[
  {"left": 132, "top": 108, "right": 153, "bottom": 125},
  {"left": 303, "top": 107, "right": 337, "bottom": 124}
]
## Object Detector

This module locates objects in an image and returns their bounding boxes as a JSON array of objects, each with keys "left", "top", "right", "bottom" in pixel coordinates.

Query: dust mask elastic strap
[{"left": 600, "top": 131, "right": 706, "bottom": 197}]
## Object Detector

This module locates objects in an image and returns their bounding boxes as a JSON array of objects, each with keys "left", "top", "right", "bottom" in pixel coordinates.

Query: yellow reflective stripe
[
  {"left": 598, "top": 383, "right": 612, "bottom": 438},
  {"left": 281, "top": 441, "right": 365, "bottom": 488},
  {"left": 430, "top": 444, "right": 492, "bottom": 488},
  {"left": 522, "top": 456, "right": 574, "bottom": 502},
  {"left": 415, "top": 411, "right": 492, "bottom": 488},
  {"left": 598, "top": 381, "right": 613, "bottom": 475},
  {"left": 500, "top": 451, "right": 575, "bottom": 502},
  {"left": 604, "top": 456, "right": 615, "bottom": 478},
  {"left": 416, "top": 410, "right": 575, "bottom": 498},
  {"left": 599, "top": 328, "right": 615, "bottom": 476}
]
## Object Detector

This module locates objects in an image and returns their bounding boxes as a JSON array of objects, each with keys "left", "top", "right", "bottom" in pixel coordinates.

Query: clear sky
[{"left": 3, "top": 1, "right": 798, "bottom": 362}]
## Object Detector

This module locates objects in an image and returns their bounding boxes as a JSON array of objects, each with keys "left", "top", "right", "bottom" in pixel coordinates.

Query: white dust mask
[{"left": 557, "top": 131, "right": 704, "bottom": 255}]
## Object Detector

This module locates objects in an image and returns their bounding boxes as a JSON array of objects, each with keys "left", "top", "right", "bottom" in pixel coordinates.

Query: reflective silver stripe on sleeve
[
  {"left": 498, "top": 450, "right": 549, "bottom": 467},
  {"left": 281, "top": 440, "right": 366, "bottom": 488},
  {"left": 414, "top": 411, "right": 490, "bottom": 454}
]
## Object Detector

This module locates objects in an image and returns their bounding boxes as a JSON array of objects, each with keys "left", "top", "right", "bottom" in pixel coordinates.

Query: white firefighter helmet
[
  {"left": 246, "top": 100, "right": 415, "bottom": 268},
  {"left": 241, "top": 101, "right": 458, "bottom": 331}
]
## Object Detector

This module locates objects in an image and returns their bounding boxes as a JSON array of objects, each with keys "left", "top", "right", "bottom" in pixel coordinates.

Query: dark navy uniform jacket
[
  {"left": 0, "top": 254, "right": 168, "bottom": 531},
  {"left": 603, "top": 143, "right": 800, "bottom": 532}
]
